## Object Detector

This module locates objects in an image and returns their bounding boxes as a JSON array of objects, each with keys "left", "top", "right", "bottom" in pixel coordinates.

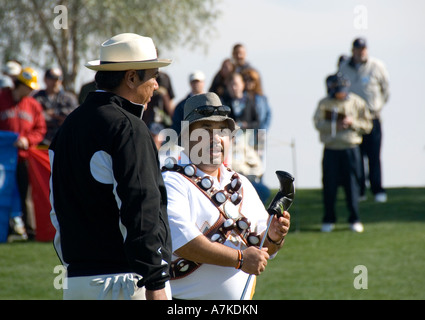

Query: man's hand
[
  {"left": 268, "top": 211, "right": 290, "bottom": 243},
  {"left": 241, "top": 246, "right": 269, "bottom": 275},
  {"left": 338, "top": 116, "right": 353, "bottom": 129},
  {"left": 14, "top": 136, "right": 29, "bottom": 150}
]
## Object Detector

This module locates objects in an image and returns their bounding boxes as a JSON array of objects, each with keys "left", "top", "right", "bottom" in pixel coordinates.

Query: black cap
[
  {"left": 327, "top": 73, "right": 351, "bottom": 96},
  {"left": 353, "top": 38, "right": 367, "bottom": 49}
]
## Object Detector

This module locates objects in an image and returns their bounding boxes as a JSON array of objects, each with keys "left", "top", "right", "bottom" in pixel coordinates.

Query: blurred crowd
[
  {"left": 0, "top": 61, "right": 79, "bottom": 242},
  {"left": 0, "top": 36, "right": 389, "bottom": 241},
  {"left": 0, "top": 43, "right": 272, "bottom": 242}
]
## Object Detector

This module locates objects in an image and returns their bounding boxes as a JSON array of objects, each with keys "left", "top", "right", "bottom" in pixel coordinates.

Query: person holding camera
[{"left": 313, "top": 73, "right": 372, "bottom": 233}]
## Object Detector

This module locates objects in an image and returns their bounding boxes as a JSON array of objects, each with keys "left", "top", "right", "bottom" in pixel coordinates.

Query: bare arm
[
  {"left": 145, "top": 288, "right": 169, "bottom": 300},
  {"left": 175, "top": 235, "right": 269, "bottom": 275}
]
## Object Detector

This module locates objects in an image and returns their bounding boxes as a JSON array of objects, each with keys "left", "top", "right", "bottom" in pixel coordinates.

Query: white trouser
[{"left": 63, "top": 273, "right": 172, "bottom": 300}]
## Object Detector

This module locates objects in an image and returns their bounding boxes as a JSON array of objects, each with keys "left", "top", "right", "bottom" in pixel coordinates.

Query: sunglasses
[{"left": 185, "top": 105, "right": 231, "bottom": 120}]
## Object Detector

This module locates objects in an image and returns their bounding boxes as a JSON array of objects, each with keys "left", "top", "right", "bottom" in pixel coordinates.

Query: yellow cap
[{"left": 17, "top": 67, "right": 39, "bottom": 90}]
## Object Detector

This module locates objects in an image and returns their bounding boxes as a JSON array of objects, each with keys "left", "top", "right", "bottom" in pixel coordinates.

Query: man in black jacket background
[{"left": 49, "top": 33, "right": 172, "bottom": 300}]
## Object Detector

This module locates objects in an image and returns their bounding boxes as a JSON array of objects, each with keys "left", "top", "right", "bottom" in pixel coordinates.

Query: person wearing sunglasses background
[{"left": 161, "top": 92, "right": 291, "bottom": 300}]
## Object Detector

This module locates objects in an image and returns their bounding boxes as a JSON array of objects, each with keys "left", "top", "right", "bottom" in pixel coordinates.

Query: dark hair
[
  {"left": 232, "top": 43, "right": 244, "bottom": 53},
  {"left": 95, "top": 70, "right": 146, "bottom": 91}
]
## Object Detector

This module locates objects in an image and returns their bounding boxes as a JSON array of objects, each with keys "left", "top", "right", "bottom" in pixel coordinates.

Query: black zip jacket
[{"left": 49, "top": 91, "right": 171, "bottom": 290}]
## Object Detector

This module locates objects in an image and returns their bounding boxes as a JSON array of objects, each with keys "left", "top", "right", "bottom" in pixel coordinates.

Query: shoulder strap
[
  {"left": 162, "top": 163, "right": 228, "bottom": 218},
  {"left": 162, "top": 163, "right": 231, "bottom": 279},
  {"left": 162, "top": 163, "right": 257, "bottom": 280}
]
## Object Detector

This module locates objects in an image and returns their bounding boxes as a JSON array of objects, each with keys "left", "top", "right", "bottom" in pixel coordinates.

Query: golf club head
[{"left": 267, "top": 171, "right": 295, "bottom": 217}]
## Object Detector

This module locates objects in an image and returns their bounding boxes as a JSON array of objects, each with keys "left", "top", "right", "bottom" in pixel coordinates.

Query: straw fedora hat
[{"left": 85, "top": 33, "right": 172, "bottom": 71}]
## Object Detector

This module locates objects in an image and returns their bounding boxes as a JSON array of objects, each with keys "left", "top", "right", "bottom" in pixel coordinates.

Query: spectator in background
[
  {"left": 209, "top": 58, "right": 234, "bottom": 100},
  {"left": 338, "top": 38, "right": 390, "bottom": 203},
  {"left": 172, "top": 70, "right": 206, "bottom": 136},
  {"left": 221, "top": 72, "right": 251, "bottom": 128},
  {"left": 232, "top": 43, "right": 255, "bottom": 73},
  {"left": 142, "top": 71, "right": 175, "bottom": 149},
  {"left": 78, "top": 79, "right": 96, "bottom": 104},
  {"left": 0, "top": 67, "right": 47, "bottom": 239},
  {"left": 241, "top": 68, "right": 272, "bottom": 203},
  {"left": 222, "top": 72, "right": 270, "bottom": 203},
  {"left": 33, "top": 68, "right": 78, "bottom": 146},
  {"left": 313, "top": 73, "right": 372, "bottom": 233},
  {"left": 338, "top": 55, "right": 349, "bottom": 68},
  {"left": 241, "top": 68, "right": 271, "bottom": 131},
  {"left": 326, "top": 55, "right": 349, "bottom": 94},
  {"left": 222, "top": 70, "right": 271, "bottom": 133},
  {"left": 0, "top": 60, "right": 22, "bottom": 90}
]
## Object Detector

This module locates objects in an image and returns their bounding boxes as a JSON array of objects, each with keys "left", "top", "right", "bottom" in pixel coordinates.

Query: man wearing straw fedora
[
  {"left": 161, "top": 92, "right": 290, "bottom": 299},
  {"left": 49, "top": 33, "right": 172, "bottom": 300}
]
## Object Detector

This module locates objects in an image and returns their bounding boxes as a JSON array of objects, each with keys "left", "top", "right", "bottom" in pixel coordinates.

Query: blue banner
[{"left": 0, "top": 131, "right": 19, "bottom": 242}]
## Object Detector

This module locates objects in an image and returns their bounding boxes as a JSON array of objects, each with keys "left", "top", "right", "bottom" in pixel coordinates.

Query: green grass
[
  {"left": 254, "top": 187, "right": 425, "bottom": 300},
  {"left": 0, "top": 241, "right": 61, "bottom": 299},
  {"left": 0, "top": 187, "right": 424, "bottom": 300}
]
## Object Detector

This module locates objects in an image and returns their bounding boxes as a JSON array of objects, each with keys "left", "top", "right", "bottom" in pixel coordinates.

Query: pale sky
[{"left": 79, "top": 0, "right": 425, "bottom": 189}]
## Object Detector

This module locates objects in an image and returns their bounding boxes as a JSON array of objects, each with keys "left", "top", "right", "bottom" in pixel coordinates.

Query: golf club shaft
[{"left": 240, "top": 215, "right": 274, "bottom": 300}]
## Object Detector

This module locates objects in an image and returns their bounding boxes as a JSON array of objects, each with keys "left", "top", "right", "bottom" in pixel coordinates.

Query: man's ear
[{"left": 125, "top": 70, "right": 138, "bottom": 89}]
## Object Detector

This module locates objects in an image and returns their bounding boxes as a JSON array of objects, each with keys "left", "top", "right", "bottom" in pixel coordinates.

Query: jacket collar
[{"left": 86, "top": 91, "right": 145, "bottom": 118}]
